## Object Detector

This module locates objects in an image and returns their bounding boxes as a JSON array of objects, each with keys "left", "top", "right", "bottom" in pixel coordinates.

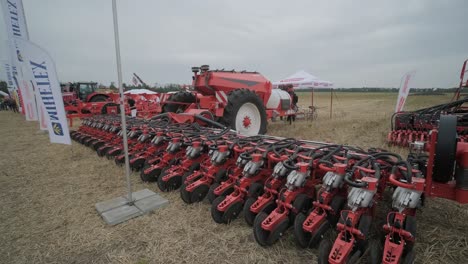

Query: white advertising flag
[
  {"left": 1, "top": 62, "right": 21, "bottom": 109},
  {"left": 395, "top": 71, "right": 416, "bottom": 113},
  {"left": 15, "top": 38, "right": 71, "bottom": 145},
  {"left": 2, "top": 0, "right": 38, "bottom": 121}
]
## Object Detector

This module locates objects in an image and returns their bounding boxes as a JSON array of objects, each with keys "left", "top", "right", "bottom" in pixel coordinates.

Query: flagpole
[{"left": 112, "top": 0, "right": 133, "bottom": 203}]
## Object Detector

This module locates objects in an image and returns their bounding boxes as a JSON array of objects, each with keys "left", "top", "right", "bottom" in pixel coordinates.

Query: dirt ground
[{"left": 1, "top": 93, "right": 467, "bottom": 264}]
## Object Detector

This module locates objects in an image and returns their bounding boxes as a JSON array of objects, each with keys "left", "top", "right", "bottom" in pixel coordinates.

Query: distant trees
[{"left": 297, "top": 87, "right": 458, "bottom": 93}]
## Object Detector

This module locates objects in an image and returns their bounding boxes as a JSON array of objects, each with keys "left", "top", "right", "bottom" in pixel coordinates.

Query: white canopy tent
[
  {"left": 124, "top": 88, "right": 158, "bottom": 95},
  {"left": 273, "top": 70, "right": 333, "bottom": 89}
]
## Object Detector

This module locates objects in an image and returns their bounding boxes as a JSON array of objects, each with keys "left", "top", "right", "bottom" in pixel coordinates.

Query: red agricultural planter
[
  {"left": 180, "top": 141, "right": 239, "bottom": 204},
  {"left": 387, "top": 59, "right": 468, "bottom": 147},
  {"left": 157, "top": 128, "right": 233, "bottom": 191},
  {"left": 252, "top": 143, "right": 338, "bottom": 246},
  {"left": 211, "top": 138, "right": 298, "bottom": 224},
  {"left": 70, "top": 108, "right": 468, "bottom": 263},
  {"left": 206, "top": 135, "right": 267, "bottom": 203}
]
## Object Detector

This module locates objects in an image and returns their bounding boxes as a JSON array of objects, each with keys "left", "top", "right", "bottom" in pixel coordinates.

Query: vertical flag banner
[
  {"left": 2, "top": 62, "right": 21, "bottom": 110},
  {"left": 395, "top": 71, "right": 416, "bottom": 113},
  {"left": 2, "top": 0, "right": 38, "bottom": 121},
  {"left": 15, "top": 38, "right": 71, "bottom": 145}
]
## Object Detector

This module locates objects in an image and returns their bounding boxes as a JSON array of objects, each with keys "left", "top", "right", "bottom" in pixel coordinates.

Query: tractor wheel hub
[{"left": 243, "top": 116, "right": 252, "bottom": 128}]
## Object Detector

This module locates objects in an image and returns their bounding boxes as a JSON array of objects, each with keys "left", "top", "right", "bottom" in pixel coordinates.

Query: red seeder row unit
[
  {"left": 71, "top": 113, "right": 467, "bottom": 264},
  {"left": 388, "top": 59, "right": 468, "bottom": 147}
]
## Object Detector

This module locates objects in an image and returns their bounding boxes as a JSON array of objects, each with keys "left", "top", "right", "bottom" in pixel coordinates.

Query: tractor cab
[{"left": 76, "top": 82, "right": 98, "bottom": 101}]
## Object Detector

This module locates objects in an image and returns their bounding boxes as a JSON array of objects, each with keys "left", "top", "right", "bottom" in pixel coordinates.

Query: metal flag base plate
[{"left": 95, "top": 189, "right": 169, "bottom": 225}]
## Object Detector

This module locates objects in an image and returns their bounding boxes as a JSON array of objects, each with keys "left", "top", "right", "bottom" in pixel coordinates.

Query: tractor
[
  {"left": 162, "top": 65, "right": 295, "bottom": 136},
  {"left": 61, "top": 82, "right": 120, "bottom": 115}
]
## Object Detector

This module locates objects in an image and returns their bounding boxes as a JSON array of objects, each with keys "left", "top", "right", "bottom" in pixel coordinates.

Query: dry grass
[{"left": 0, "top": 92, "right": 467, "bottom": 264}]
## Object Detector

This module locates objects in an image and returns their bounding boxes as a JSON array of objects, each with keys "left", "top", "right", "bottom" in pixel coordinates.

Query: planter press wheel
[
  {"left": 180, "top": 183, "right": 191, "bottom": 204},
  {"left": 317, "top": 239, "right": 333, "bottom": 264},
  {"left": 157, "top": 160, "right": 181, "bottom": 191},
  {"left": 433, "top": 115, "right": 458, "bottom": 183},
  {"left": 92, "top": 141, "right": 105, "bottom": 151},
  {"left": 157, "top": 170, "right": 182, "bottom": 192},
  {"left": 207, "top": 183, "right": 220, "bottom": 204},
  {"left": 211, "top": 195, "right": 226, "bottom": 224},
  {"left": 243, "top": 198, "right": 275, "bottom": 226},
  {"left": 369, "top": 239, "right": 384, "bottom": 264},
  {"left": 189, "top": 184, "right": 210, "bottom": 203},
  {"left": 222, "top": 200, "right": 243, "bottom": 224},
  {"left": 97, "top": 146, "right": 112, "bottom": 157},
  {"left": 130, "top": 157, "right": 145, "bottom": 171},
  {"left": 207, "top": 181, "right": 235, "bottom": 204},
  {"left": 253, "top": 212, "right": 289, "bottom": 246},
  {"left": 293, "top": 212, "right": 312, "bottom": 248},
  {"left": 140, "top": 162, "right": 159, "bottom": 182}
]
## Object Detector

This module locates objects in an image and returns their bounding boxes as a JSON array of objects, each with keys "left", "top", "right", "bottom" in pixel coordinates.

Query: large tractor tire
[
  {"left": 433, "top": 115, "right": 457, "bottom": 183},
  {"left": 222, "top": 89, "right": 267, "bottom": 136},
  {"left": 163, "top": 92, "right": 196, "bottom": 113},
  {"left": 89, "top": 94, "right": 109, "bottom": 102}
]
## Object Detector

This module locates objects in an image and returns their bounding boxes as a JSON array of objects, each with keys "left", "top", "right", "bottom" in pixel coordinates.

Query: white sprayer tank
[{"left": 266, "top": 89, "right": 291, "bottom": 110}]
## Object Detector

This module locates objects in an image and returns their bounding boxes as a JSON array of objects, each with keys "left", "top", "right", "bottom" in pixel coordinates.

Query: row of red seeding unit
[
  {"left": 71, "top": 112, "right": 467, "bottom": 264},
  {"left": 387, "top": 59, "right": 468, "bottom": 147}
]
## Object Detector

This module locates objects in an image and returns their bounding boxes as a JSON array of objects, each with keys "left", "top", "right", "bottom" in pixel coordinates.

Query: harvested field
[{"left": 1, "top": 92, "right": 467, "bottom": 264}]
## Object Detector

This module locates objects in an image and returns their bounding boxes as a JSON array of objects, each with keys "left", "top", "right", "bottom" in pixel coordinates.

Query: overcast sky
[{"left": 1, "top": 0, "right": 467, "bottom": 88}]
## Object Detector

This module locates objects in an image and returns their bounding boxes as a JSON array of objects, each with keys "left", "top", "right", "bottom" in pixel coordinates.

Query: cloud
[{"left": 1, "top": 0, "right": 467, "bottom": 88}]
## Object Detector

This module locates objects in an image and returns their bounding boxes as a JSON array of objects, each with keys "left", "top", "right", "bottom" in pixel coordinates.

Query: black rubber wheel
[
  {"left": 244, "top": 199, "right": 276, "bottom": 226},
  {"left": 356, "top": 215, "right": 372, "bottom": 251},
  {"left": 404, "top": 215, "right": 417, "bottom": 238},
  {"left": 291, "top": 193, "right": 312, "bottom": 222},
  {"left": 243, "top": 197, "right": 257, "bottom": 226},
  {"left": 106, "top": 149, "right": 121, "bottom": 159},
  {"left": 140, "top": 163, "right": 158, "bottom": 182},
  {"left": 207, "top": 183, "right": 220, "bottom": 204},
  {"left": 267, "top": 217, "right": 289, "bottom": 246},
  {"left": 157, "top": 171, "right": 182, "bottom": 192},
  {"left": 130, "top": 158, "right": 145, "bottom": 171},
  {"left": 293, "top": 212, "right": 311, "bottom": 248},
  {"left": 433, "top": 115, "right": 457, "bottom": 183},
  {"left": 115, "top": 154, "right": 126, "bottom": 166},
  {"left": 222, "top": 89, "right": 268, "bottom": 135},
  {"left": 327, "top": 195, "right": 346, "bottom": 225},
  {"left": 101, "top": 102, "right": 120, "bottom": 114},
  {"left": 86, "top": 138, "right": 98, "bottom": 147},
  {"left": 318, "top": 239, "right": 333, "bottom": 264},
  {"left": 97, "top": 146, "right": 111, "bottom": 157},
  {"left": 309, "top": 221, "right": 330, "bottom": 248},
  {"left": 222, "top": 201, "right": 243, "bottom": 224},
  {"left": 253, "top": 212, "right": 270, "bottom": 247},
  {"left": 211, "top": 195, "right": 226, "bottom": 223},
  {"left": 369, "top": 239, "right": 383, "bottom": 264},
  {"left": 214, "top": 169, "right": 227, "bottom": 183},
  {"left": 182, "top": 162, "right": 200, "bottom": 182},
  {"left": 404, "top": 215, "right": 417, "bottom": 252},
  {"left": 163, "top": 91, "right": 195, "bottom": 113},
  {"left": 180, "top": 183, "right": 191, "bottom": 204},
  {"left": 247, "top": 182, "right": 264, "bottom": 198},
  {"left": 92, "top": 141, "right": 105, "bottom": 151},
  {"left": 402, "top": 249, "right": 416, "bottom": 264},
  {"left": 189, "top": 184, "right": 209, "bottom": 203},
  {"left": 89, "top": 94, "right": 109, "bottom": 102}
]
